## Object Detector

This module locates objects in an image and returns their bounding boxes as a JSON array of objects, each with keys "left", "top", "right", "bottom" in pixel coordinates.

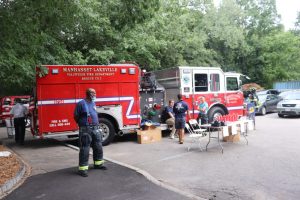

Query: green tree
[{"left": 260, "top": 32, "right": 300, "bottom": 87}]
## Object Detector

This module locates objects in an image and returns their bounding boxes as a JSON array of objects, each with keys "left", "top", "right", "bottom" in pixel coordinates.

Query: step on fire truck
[{"left": 153, "top": 66, "right": 245, "bottom": 122}]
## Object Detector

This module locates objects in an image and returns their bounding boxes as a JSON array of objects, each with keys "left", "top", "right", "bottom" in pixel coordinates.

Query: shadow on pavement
[{"left": 4, "top": 161, "right": 192, "bottom": 200}]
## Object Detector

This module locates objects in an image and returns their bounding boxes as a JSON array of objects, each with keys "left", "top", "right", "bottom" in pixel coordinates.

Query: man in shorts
[{"left": 173, "top": 94, "right": 191, "bottom": 144}]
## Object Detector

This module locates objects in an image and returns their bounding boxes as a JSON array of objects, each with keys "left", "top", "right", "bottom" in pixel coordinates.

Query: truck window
[
  {"left": 210, "top": 74, "right": 220, "bottom": 92},
  {"left": 194, "top": 74, "right": 208, "bottom": 92},
  {"left": 226, "top": 77, "right": 239, "bottom": 91}
]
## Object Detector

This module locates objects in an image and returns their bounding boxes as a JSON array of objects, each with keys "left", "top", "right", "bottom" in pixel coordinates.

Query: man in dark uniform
[
  {"left": 74, "top": 88, "right": 107, "bottom": 177},
  {"left": 173, "top": 94, "right": 191, "bottom": 144}
]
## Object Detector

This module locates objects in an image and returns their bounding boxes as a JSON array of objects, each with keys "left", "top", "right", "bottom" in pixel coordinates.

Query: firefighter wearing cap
[{"left": 74, "top": 88, "right": 107, "bottom": 177}]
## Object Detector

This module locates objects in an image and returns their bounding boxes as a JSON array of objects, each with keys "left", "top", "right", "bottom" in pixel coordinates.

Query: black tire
[
  {"left": 278, "top": 113, "right": 284, "bottom": 118},
  {"left": 208, "top": 107, "right": 226, "bottom": 123},
  {"left": 99, "top": 118, "right": 115, "bottom": 146}
]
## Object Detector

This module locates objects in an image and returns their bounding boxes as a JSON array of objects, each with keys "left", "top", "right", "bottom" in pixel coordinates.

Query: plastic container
[{"left": 5, "top": 118, "right": 15, "bottom": 138}]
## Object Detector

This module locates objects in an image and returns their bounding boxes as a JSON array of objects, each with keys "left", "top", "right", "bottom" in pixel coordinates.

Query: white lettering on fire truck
[
  {"left": 49, "top": 119, "right": 70, "bottom": 127},
  {"left": 63, "top": 67, "right": 117, "bottom": 81},
  {"left": 63, "top": 67, "right": 93, "bottom": 73},
  {"left": 63, "top": 67, "right": 117, "bottom": 73},
  {"left": 82, "top": 77, "right": 94, "bottom": 80},
  {"left": 54, "top": 100, "right": 64, "bottom": 104}
]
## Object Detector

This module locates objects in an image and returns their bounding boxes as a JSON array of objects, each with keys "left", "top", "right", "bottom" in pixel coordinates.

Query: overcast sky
[
  {"left": 214, "top": 0, "right": 300, "bottom": 30},
  {"left": 276, "top": 0, "right": 300, "bottom": 30}
]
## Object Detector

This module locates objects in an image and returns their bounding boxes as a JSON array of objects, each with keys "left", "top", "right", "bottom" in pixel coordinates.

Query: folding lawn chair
[
  {"left": 189, "top": 119, "right": 207, "bottom": 135},
  {"left": 185, "top": 123, "right": 207, "bottom": 152}
]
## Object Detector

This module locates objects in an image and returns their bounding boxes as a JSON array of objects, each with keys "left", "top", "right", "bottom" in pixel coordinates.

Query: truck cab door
[
  {"left": 224, "top": 75, "right": 244, "bottom": 115},
  {"left": 191, "top": 69, "right": 209, "bottom": 118}
]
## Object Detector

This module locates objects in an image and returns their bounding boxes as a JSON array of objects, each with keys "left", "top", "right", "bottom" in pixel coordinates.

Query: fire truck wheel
[
  {"left": 208, "top": 107, "right": 225, "bottom": 122},
  {"left": 99, "top": 118, "right": 115, "bottom": 146}
]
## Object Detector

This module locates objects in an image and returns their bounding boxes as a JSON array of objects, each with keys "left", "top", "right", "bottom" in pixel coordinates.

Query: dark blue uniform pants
[
  {"left": 79, "top": 126, "right": 103, "bottom": 170},
  {"left": 14, "top": 117, "right": 26, "bottom": 144}
]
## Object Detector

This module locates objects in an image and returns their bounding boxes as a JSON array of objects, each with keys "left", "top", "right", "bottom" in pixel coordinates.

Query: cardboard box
[
  {"left": 223, "top": 124, "right": 240, "bottom": 142},
  {"left": 223, "top": 133, "right": 240, "bottom": 142},
  {"left": 137, "top": 126, "right": 162, "bottom": 144}
]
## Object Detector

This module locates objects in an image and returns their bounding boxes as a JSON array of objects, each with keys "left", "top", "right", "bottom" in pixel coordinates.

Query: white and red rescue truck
[
  {"left": 30, "top": 64, "right": 141, "bottom": 145},
  {"left": 0, "top": 96, "right": 30, "bottom": 125},
  {"left": 153, "top": 66, "right": 245, "bottom": 122}
]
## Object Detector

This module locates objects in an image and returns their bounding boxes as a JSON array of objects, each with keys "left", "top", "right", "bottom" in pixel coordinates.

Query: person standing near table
[
  {"left": 10, "top": 98, "right": 28, "bottom": 145},
  {"left": 74, "top": 88, "right": 107, "bottom": 177},
  {"left": 173, "top": 94, "right": 191, "bottom": 144},
  {"left": 197, "top": 96, "right": 209, "bottom": 125}
]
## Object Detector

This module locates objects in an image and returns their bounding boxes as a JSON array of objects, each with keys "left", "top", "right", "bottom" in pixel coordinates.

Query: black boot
[
  {"left": 94, "top": 165, "right": 107, "bottom": 170},
  {"left": 78, "top": 170, "right": 88, "bottom": 177}
]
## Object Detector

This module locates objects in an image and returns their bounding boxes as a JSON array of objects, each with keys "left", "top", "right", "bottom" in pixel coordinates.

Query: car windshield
[
  {"left": 284, "top": 92, "right": 300, "bottom": 100},
  {"left": 257, "top": 94, "right": 267, "bottom": 102},
  {"left": 257, "top": 91, "right": 267, "bottom": 95}
]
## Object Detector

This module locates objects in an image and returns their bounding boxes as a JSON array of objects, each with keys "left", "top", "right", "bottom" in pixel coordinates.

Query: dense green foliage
[{"left": 0, "top": 0, "right": 300, "bottom": 94}]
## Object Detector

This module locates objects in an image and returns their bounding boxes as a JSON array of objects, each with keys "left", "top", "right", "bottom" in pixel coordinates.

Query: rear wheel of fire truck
[
  {"left": 99, "top": 118, "right": 115, "bottom": 146},
  {"left": 208, "top": 107, "right": 226, "bottom": 122}
]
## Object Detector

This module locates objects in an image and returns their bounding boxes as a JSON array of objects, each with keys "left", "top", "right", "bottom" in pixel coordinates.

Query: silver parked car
[{"left": 277, "top": 91, "right": 300, "bottom": 117}]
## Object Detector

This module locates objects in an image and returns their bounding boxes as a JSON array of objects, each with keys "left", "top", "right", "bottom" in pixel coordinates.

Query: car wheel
[
  {"left": 99, "top": 118, "right": 115, "bottom": 146},
  {"left": 261, "top": 106, "right": 267, "bottom": 115},
  {"left": 278, "top": 113, "right": 284, "bottom": 118}
]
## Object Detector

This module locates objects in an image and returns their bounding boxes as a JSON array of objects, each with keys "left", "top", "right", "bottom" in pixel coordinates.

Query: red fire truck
[
  {"left": 31, "top": 64, "right": 141, "bottom": 145},
  {"left": 0, "top": 95, "right": 31, "bottom": 125},
  {"left": 153, "top": 66, "right": 245, "bottom": 122}
]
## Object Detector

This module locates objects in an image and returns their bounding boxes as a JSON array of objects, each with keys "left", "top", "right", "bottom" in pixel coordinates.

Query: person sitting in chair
[{"left": 161, "top": 99, "right": 176, "bottom": 139}]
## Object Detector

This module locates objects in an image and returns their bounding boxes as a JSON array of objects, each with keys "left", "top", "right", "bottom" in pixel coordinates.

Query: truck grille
[{"left": 282, "top": 104, "right": 296, "bottom": 107}]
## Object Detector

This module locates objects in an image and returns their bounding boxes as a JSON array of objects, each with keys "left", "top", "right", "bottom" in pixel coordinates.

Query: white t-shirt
[{"left": 10, "top": 103, "right": 28, "bottom": 118}]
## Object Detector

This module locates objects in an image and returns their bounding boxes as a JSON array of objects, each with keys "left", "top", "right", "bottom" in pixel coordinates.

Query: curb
[
  {"left": 65, "top": 143, "right": 206, "bottom": 200},
  {"left": 0, "top": 163, "right": 25, "bottom": 195},
  {"left": 0, "top": 148, "right": 30, "bottom": 199}
]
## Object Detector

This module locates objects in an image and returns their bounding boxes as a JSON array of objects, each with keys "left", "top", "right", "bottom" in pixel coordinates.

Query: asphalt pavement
[
  {"left": 0, "top": 128, "right": 195, "bottom": 200},
  {"left": 2, "top": 113, "right": 300, "bottom": 200},
  {"left": 4, "top": 163, "right": 190, "bottom": 200}
]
